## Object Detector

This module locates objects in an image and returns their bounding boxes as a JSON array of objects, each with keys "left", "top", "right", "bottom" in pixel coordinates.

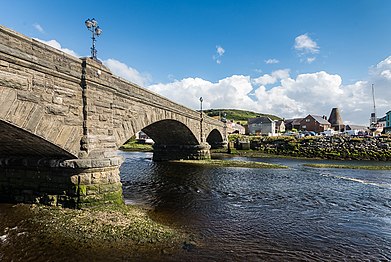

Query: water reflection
[{"left": 119, "top": 151, "right": 391, "bottom": 261}]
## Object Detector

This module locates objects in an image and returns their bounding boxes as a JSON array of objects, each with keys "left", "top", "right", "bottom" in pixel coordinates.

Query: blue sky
[{"left": 2, "top": 0, "right": 391, "bottom": 125}]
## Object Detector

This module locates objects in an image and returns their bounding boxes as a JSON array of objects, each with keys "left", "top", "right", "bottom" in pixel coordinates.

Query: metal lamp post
[
  {"left": 85, "top": 18, "right": 102, "bottom": 60},
  {"left": 199, "top": 97, "right": 204, "bottom": 143}
]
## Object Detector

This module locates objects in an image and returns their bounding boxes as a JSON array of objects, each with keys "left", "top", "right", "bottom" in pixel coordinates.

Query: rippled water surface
[
  {"left": 120, "top": 152, "right": 391, "bottom": 261},
  {"left": 1, "top": 151, "right": 391, "bottom": 261}
]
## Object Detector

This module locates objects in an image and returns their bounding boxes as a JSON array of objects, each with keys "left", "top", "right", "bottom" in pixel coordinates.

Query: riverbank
[
  {"left": 230, "top": 135, "right": 391, "bottom": 161},
  {"left": 0, "top": 203, "right": 190, "bottom": 261}
]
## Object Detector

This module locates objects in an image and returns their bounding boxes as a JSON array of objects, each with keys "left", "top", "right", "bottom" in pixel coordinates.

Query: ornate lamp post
[
  {"left": 85, "top": 18, "right": 102, "bottom": 60},
  {"left": 199, "top": 97, "right": 204, "bottom": 143}
]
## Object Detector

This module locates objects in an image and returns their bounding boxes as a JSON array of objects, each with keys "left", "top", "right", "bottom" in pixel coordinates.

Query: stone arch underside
[
  {"left": 206, "top": 129, "right": 224, "bottom": 149},
  {"left": 138, "top": 119, "right": 210, "bottom": 161},
  {"left": 141, "top": 119, "right": 199, "bottom": 146},
  {"left": 0, "top": 120, "right": 76, "bottom": 158}
]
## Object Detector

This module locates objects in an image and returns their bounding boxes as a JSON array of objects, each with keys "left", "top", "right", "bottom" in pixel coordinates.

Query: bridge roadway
[{"left": 0, "top": 25, "right": 226, "bottom": 208}]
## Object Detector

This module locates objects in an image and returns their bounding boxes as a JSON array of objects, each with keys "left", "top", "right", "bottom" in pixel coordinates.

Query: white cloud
[
  {"left": 103, "top": 59, "right": 151, "bottom": 86},
  {"left": 217, "top": 46, "right": 225, "bottom": 56},
  {"left": 294, "top": 34, "right": 319, "bottom": 54},
  {"left": 265, "top": 58, "right": 280, "bottom": 64},
  {"left": 33, "top": 23, "right": 45, "bottom": 33},
  {"left": 34, "top": 38, "right": 79, "bottom": 57},
  {"left": 147, "top": 61, "right": 391, "bottom": 126},
  {"left": 252, "top": 69, "right": 290, "bottom": 86},
  {"left": 213, "top": 45, "right": 225, "bottom": 64}
]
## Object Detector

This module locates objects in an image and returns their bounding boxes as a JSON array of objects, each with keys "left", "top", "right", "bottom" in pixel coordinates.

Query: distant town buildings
[{"left": 216, "top": 107, "right": 391, "bottom": 137}]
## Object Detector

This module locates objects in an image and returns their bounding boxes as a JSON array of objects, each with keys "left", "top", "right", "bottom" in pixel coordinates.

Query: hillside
[{"left": 204, "top": 109, "right": 282, "bottom": 122}]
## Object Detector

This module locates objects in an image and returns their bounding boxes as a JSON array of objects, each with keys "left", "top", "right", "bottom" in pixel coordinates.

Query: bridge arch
[
  {"left": 0, "top": 120, "right": 76, "bottom": 159},
  {"left": 206, "top": 129, "right": 225, "bottom": 149},
  {"left": 142, "top": 119, "right": 198, "bottom": 146}
]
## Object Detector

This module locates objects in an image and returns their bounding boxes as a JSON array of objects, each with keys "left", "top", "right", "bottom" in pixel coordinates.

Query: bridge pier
[
  {"left": 152, "top": 143, "right": 211, "bottom": 161},
  {"left": 0, "top": 156, "right": 123, "bottom": 208}
]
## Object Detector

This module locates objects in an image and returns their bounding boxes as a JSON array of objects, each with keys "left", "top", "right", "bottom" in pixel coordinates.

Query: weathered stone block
[
  {"left": 0, "top": 72, "right": 29, "bottom": 90},
  {"left": 47, "top": 104, "right": 69, "bottom": 115}
]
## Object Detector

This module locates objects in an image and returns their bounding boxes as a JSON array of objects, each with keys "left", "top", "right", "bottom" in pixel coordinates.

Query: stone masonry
[{"left": 0, "top": 25, "right": 225, "bottom": 207}]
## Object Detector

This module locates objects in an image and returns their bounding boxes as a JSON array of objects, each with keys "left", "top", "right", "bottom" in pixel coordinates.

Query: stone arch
[
  {"left": 142, "top": 119, "right": 199, "bottom": 146},
  {"left": 206, "top": 129, "right": 225, "bottom": 149},
  {"left": 0, "top": 120, "right": 76, "bottom": 158}
]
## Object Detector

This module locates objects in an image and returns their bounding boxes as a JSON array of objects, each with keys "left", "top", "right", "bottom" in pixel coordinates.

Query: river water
[
  {"left": 2, "top": 151, "right": 391, "bottom": 261},
  {"left": 119, "top": 151, "right": 391, "bottom": 261}
]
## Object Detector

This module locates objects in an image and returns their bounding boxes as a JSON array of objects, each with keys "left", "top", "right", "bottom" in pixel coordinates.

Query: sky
[{"left": 1, "top": 0, "right": 391, "bottom": 126}]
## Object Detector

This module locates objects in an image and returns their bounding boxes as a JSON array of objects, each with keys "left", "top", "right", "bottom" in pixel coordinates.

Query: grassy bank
[
  {"left": 120, "top": 139, "right": 153, "bottom": 152},
  {"left": 304, "top": 163, "right": 391, "bottom": 170},
  {"left": 172, "top": 159, "right": 287, "bottom": 169}
]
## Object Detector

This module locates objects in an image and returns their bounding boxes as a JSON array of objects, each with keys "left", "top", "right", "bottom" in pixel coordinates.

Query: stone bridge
[{"left": 0, "top": 25, "right": 226, "bottom": 208}]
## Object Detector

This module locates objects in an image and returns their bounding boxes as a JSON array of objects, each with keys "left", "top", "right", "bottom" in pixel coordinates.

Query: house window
[{"left": 305, "top": 119, "right": 310, "bottom": 122}]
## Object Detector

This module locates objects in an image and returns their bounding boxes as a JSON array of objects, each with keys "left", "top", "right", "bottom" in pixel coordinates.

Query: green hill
[{"left": 204, "top": 109, "right": 281, "bottom": 123}]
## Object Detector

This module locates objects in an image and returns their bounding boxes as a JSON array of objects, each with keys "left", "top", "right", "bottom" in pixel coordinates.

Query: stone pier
[
  {"left": 0, "top": 156, "right": 123, "bottom": 208},
  {"left": 152, "top": 143, "right": 211, "bottom": 161}
]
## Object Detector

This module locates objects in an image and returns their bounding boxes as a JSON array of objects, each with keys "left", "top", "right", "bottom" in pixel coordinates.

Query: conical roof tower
[{"left": 328, "top": 108, "right": 344, "bottom": 131}]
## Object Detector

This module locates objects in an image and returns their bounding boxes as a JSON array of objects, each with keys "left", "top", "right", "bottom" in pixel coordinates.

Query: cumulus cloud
[
  {"left": 265, "top": 58, "right": 280, "bottom": 64},
  {"left": 149, "top": 75, "right": 256, "bottom": 110},
  {"left": 294, "top": 34, "right": 319, "bottom": 54},
  {"left": 213, "top": 45, "right": 225, "bottom": 64},
  {"left": 252, "top": 69, "right": 290, "bottom": 86},
  {"left": 147, "top": 59, "right": 391, "bottom": 126},
  {"left": 34, "top": 38, "right": 79, "bottom": 57},
  {"left": 33, "top": 23, "right": 45, "bottom": 34},
  {"left": 103, "top": 59, "right": 151, "bottom": 86}
]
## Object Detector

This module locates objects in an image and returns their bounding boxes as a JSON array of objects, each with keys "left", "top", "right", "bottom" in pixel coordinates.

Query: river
[
  {"left": 120, "top": 151, "right": 391, "bottom": 261},
  {"left": 2, "top": 151, "right": 391, "bottom": 261}
]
